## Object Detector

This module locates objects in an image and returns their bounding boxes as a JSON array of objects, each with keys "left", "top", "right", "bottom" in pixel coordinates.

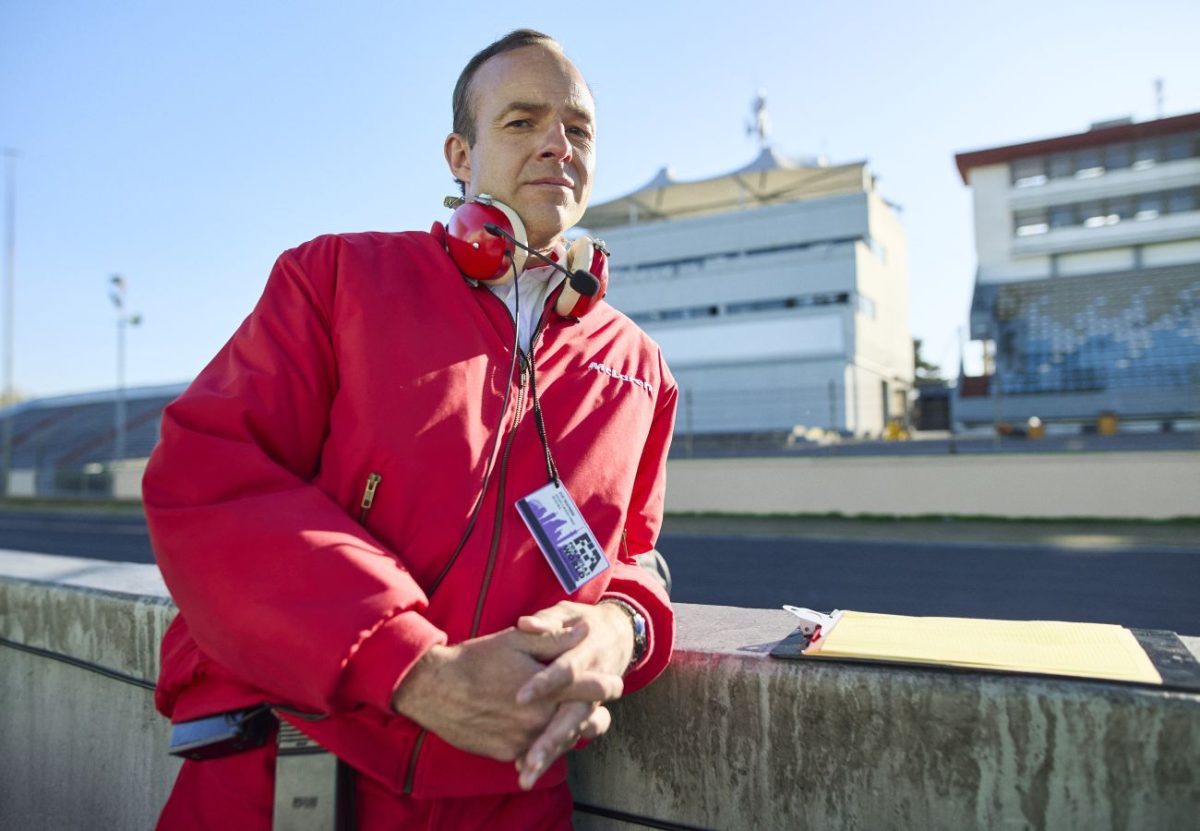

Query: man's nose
[{"left": 538, "top": 122, "right": 573, "bottom": 162}]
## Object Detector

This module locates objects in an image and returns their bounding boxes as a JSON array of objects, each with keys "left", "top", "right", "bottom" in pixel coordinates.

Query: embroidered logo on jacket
[{"left": 587, "top": 361, "right": 654, "bottom": 395}]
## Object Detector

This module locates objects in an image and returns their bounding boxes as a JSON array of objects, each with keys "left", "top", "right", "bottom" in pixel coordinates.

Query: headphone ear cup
[
  {"left": 564, "top": 237, "right": 594, "bottom": 275},
  {"left": 444, "top": 200, "right": 528, "bottom": 281},
  {"left": 556, "top": 237, "right": 609, "bottom": 318}
]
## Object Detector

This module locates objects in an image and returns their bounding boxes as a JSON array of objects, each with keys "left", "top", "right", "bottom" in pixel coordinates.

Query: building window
[
  {"left": 1049, "top": 205, "right": 1075, "bottom": 228},
  {"left": 1105, "top": 143, "right": 1132, "bottom": 170},
  {"left": 1013, "top": 187, "right": 1200, "bottom": 236},
  {"left": 727, "top": 298, "right": 790, "bottom": 314},
  {"left": 1108, "top": 196, "right": 1134, "bottom": 222},
  {"left": 1048, "top": 152, "right": 1074, "bottom": 179},
  {"left": 1080, "top": 201, "right": 1109, "bottom": 228},
  {"left": 617, "top": 235, "right": 862, "bottom": 279},
  {"left": 1010, "top": 134, "right": 1198, "bottom": 187},
  {"left": 1075, "top": 147, "right": 1104, "bottom": 178},
  {"left": 1012, "top": 157, "right": 1048, "bottom": 187},
  {"left": 1167, "top": 188, "right": 1198, "bottom": 213},
  {"left": 1014, "top": 209, "right": 1049, "bottom": 236},
  {"left": 1133, "top": 139, "right": 1161, "bottom": 169},
  {"left": 1164, "top": 133, "right": 1196, "bottom": 162},
  {"left": 1135, "top": 193, "right": 1163, "bottom": 220}
]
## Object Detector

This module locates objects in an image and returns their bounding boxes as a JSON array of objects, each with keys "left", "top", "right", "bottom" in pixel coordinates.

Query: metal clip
[
  {"left": 783, "top": 606, "right": 843, "bottom": 642},
  {"left": 273, "top": 719, "right": 346, "bottom": 831}
]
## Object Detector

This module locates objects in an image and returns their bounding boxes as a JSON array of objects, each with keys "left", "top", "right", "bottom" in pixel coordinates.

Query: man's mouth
[{"left": 529, "top": 176, "right": 575, "bottom": 189}]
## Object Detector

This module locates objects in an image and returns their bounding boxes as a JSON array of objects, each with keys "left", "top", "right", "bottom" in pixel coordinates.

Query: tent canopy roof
[{"left": 581, "top": 148, "right": 870, "bottom": 231}]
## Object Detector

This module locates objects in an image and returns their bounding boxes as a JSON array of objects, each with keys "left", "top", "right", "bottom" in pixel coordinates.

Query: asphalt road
[
  {"left": 661, "top": 532, "right": 1200, "bottom": 634},
  {"left": 0, "top": 510, "right": 154, "bottom": 562},
  {"left": 2, "top": 509, "right": 1197, "bottom": 634}
]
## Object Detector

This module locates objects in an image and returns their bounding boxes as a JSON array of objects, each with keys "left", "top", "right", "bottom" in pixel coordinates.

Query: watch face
[{"left": 630, "top": 612, "right": 648, "bottom": 661}]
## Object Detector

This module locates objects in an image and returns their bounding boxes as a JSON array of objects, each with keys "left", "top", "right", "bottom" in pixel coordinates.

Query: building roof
[
  {"left": 581, "top": 147, "right": 871, "bottom": 231},
  {"left": 0, "top": 381, "right": 188, "bottom": 417},
  {"left": 0, "top": 382, "right": 188, "bottom": 468},
  {"left": 954, "top": 111, "right": 1200, "bottom": 184}
]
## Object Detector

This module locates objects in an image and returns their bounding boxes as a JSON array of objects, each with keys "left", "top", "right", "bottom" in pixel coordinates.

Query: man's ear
[{"left": 444, "top": 133, "right": 471, "bottom": 188}]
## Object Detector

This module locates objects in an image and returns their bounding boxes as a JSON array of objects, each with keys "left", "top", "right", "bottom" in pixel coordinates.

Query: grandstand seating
[
  {"left": 974, "top": 263, "right": 1200, "bottom": 399},
  {"left": 0, "top": 384, "right": 184, "bottom": 497}
]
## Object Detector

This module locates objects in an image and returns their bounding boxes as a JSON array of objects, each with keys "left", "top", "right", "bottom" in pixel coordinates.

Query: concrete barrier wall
[
  {"left": 665, "top": 451, "right": 1200, "bottom": 519},
  {"left": 0, "top": 554, "right": 179, "bottom": 829},
  {"left": 3, "top": 554, "right": 1199, "bottom": 830},
  {"left": 571, "top": 607, "right": 1200, "bottom": 830}
]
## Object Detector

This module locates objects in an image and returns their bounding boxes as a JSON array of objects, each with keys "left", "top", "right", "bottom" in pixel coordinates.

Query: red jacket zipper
[
  {"left": 404, "top": 336, "right": 533, "bottom": 796},
  {"left": 358, "top": 472, "right": 381, "bottom": 525},
  {"left": 470, "top": 360, "right": 529, "bottom": 638},
  {"left": 404, "top": 288, "right": 558, "bottom": 795},
  {"left": 468, "top": 289, "right": 554, "bottom": 638}
]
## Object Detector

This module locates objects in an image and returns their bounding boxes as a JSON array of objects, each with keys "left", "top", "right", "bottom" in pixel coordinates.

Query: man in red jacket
[{"left": 144, "top": 28, "right": 677, "bottom": 830}]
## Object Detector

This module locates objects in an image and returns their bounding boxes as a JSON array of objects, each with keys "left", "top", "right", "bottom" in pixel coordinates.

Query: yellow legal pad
[{"left": 806, "top": 611, "right": 1163, "bottom": 685}]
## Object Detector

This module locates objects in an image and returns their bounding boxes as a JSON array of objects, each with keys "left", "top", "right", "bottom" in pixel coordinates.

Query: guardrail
[{"left": 2, "top": 552, "right": 1198, "bottom": 830}]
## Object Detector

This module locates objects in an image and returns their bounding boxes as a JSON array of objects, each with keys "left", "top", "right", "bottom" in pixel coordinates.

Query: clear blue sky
[{"left": 3, "top": 0, "right": 1198, "bottom": 398}]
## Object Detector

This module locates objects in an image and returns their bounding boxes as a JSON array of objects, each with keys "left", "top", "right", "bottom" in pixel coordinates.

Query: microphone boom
[{"left": 485, "top": 224, "right": 600, "bottom": 297}]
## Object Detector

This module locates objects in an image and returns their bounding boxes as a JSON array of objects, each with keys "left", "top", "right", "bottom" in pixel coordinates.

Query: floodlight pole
[
  {"left": 109, "top": 275, "right": 140, "bottom": 468},
  {"left": 1, "top": 149, "right": 17, "bottom": 497}
]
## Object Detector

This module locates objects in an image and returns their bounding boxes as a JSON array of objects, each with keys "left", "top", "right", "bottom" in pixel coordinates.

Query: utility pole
[
  {"left": 950, "top": 326, "right": 964, "bottom": 454},
  {"left": 1, "top": 149, "right": 18, "bottom": 496},
  {"left": 108, "top": 274, "right": 141, "bottom": 469}
]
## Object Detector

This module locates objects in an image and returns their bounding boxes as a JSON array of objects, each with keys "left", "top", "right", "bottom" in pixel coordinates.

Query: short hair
[{"left": 452, "top": 29, "right": 559, "bottom": 145}]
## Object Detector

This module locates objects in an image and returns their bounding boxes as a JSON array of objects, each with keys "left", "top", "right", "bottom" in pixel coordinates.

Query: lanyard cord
[{"left": 525, "top": 346, "right": 560, "bottom": 486}]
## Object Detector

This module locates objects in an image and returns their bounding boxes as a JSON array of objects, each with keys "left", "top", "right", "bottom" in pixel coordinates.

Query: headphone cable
[{"left": 428, "top": 257, "right": 523, "bottom": 598}]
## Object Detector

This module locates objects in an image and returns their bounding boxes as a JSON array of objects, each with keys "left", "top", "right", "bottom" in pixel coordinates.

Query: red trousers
[{"left": 158, "top": 744, "right": 573, "bottom": 831}]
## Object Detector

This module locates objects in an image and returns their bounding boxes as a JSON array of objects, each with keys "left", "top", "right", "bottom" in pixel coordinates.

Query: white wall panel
[{"left": 651, "top": 313, "right": 844, "bottom": 368}]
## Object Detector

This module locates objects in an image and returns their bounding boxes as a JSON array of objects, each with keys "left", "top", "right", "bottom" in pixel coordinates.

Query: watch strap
[{"left": 599, "top": 598, "right": 648, "bottom": 671}]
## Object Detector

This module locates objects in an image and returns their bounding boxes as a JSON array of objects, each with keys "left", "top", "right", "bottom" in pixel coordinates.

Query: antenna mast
[{"left": 746, "top": 89, "right": 771, "bottom": 149}]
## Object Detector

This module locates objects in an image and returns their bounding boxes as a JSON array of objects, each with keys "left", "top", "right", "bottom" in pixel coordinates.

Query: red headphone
[{"left": 441, "top": 194, "right": 609, "bottom": 319}]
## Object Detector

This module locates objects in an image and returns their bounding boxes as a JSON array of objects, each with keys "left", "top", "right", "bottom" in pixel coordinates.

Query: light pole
[
  {"left": 108, "top": 274, "right": 141, "bottom": 468},
  {"left": 1, "top": 149, "right": 18, "bottom": 496}
]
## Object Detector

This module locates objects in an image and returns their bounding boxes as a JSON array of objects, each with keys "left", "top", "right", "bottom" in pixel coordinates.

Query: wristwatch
[{"left": 599, "top": 598, "right": 647, "bottom": 670}]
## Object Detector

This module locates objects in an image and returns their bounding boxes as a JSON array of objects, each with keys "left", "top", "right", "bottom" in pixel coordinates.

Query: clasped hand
[{"left": 390, "top": 600, "right": 635, "bottom": 790}]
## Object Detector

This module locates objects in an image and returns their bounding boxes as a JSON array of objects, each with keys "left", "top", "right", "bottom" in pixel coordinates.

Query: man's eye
[
  {"left": 568, "top": 126, "right": 592, "bottom": 140},
  {"left": 506, "top": 119, "right": 532, "bottom": 128}
]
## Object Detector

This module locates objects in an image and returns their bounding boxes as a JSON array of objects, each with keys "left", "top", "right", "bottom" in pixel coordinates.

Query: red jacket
[{"left": 143, "top": 228, "right": 677, "bottom": 800}]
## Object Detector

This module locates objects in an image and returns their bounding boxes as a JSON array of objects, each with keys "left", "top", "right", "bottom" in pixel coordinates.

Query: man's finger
[
  {"left": 515, "top": 653, "right": 575, "bottom": 704},
  {"left": 516, "top": 604, "right": 583, "bottom": 635},
  {"left": 517, "top": 662, "right": 623, "bottom": 705},
  {"left": 579, "top": 704, "right": 611, "bottom": 741},
  {"left": 517, "top": 701, "right": 596, "bottom": 791},
  {"left": 509, "top": 619, "right": 588, "bottom": 662}
]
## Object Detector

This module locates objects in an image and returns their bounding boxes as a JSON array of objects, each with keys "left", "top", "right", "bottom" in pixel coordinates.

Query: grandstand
[
  {"left": 0, "top": 383, "right": 185, "bottom": 498},
  {"left": 955, "top": 112, "right": 1200, "bottom": 430},
  {"left": 971, "top": 264, "right": 1199, "bottom": 408}
]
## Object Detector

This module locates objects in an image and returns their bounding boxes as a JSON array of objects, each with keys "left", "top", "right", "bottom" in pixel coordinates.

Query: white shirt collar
[{"left": 487, "top": 241, "right": 568, "bottom": 352}]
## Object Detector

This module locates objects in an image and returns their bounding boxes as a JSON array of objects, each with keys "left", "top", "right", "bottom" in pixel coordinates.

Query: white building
[
  {"left": 582, "top": 148, "right": 912, "bottom": 438},
  {"left": 955, "top": 112, "right": 1200, "bottom": 428}
]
